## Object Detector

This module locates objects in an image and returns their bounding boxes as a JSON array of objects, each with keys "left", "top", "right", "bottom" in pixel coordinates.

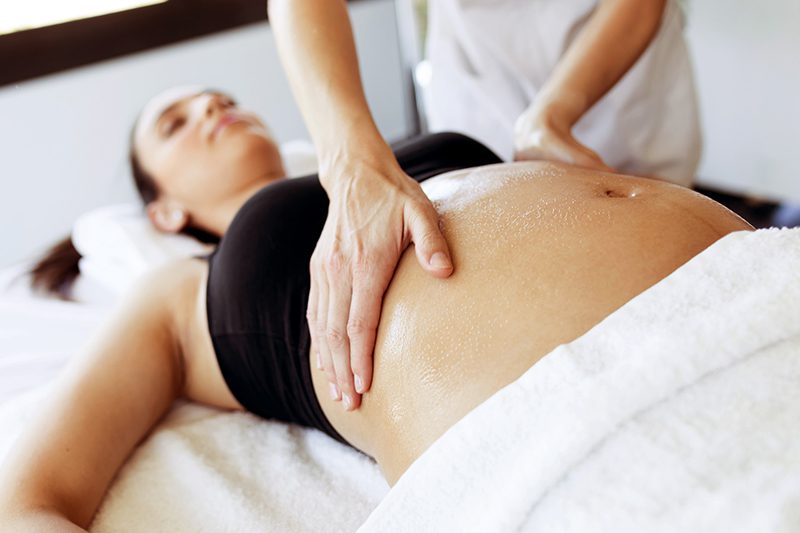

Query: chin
[{"left": 225, "top": 135, "right": 283, "bottom": 176}]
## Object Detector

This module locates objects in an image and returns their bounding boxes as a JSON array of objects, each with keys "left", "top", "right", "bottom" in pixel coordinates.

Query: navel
[{"left": 603, "top": 187, "right": 640, "bottom": 199}]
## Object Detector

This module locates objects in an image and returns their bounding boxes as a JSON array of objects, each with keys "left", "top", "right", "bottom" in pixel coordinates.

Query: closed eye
[{"left": 164, "top": 116, "right": 186, "bottom": 137}]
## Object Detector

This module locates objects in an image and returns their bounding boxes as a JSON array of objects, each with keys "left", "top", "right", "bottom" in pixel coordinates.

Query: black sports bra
[{"left": 205, "top": 133, "right": 501, "bottom": 446}]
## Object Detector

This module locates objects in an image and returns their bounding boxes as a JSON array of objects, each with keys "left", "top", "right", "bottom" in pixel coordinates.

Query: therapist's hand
[
  {"left": 309, "top": 151, "right": 454, "bottom": 411},
  {"left": 513, "top": 104, "right": 614, "bottom": 173}
]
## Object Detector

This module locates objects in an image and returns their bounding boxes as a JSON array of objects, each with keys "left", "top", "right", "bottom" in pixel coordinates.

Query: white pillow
[
  {"left": 72, "top": 140, "right": 318, "bottom": 295},
  {"left": 278, "top": 139, "right": 319, "bottom": 177}
]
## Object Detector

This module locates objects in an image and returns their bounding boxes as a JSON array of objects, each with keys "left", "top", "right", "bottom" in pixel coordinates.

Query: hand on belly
[{"left": 316, "top": 162, "right": 753, "bottom": 484}]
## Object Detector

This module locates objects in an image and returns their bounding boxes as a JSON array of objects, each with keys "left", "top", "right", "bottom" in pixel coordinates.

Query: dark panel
[{"left": 0, "top": 0, "right": 369, "bottom": 87}]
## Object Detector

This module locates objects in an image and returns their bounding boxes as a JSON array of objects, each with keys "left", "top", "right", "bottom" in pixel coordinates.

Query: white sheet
[
  {"left": 0, "top": 265, "right": 106, "bottom": 405},
  {"left": 359, "top": 227, "right": 800, "bottom": 532}
]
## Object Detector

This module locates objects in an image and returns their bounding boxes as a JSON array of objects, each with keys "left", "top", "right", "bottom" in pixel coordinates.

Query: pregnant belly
[{"left": 312, "top": 162, "right": 752, "bottom": 484}]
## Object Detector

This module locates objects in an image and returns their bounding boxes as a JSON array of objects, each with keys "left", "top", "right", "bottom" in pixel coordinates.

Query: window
[
  {"left": 0, "top": 0, "right": 268, "bottom": 87},
  {"left": 1, "top": 1, "right": 168, "bottom": 36}
]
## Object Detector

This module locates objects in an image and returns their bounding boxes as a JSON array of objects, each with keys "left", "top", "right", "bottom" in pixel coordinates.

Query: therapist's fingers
[
  {"left": 309, "top": 255, "right": 340, "bottom": 401},
  {"left": 406, "top": 200, "right": 453, "bottom": 278},
  {"left": 307, "top": 267, "right": 339, "bottom": 399},
  {"left": 307, "top": 272, "right": 319, "bottom": 367},
  {"left": 566, "top": 140, "right": 615, "bottom": 173},
  {"left": 515, "top": 122, "right": 615, "bottom": 173},
  {"left": 325, "top": 251, "right": 361, "bottom": 411},
  {"left": 348, "top": 259, "right": 393, "bottom": 395}
]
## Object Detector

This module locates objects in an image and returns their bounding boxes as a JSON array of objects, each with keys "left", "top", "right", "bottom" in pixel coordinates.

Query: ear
[{"left": 146, "top": 200, "right": 189, "bottom": 233}]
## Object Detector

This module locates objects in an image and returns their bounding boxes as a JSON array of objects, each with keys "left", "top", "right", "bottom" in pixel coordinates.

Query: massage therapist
[{"left": 266, "top": 0, "right": 701, "bottom": 411}]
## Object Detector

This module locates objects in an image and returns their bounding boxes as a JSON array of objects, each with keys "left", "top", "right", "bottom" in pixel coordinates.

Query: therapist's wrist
[
  {"left": 317, "top": 125, "right": 396, "bottom": 191},
  {"left": 529, "top": 88, "right": 590, "bottom": 131}
]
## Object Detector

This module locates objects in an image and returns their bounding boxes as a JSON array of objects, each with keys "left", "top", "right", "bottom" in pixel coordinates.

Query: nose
[{"left": 201, "top": 93, "right": 230, "bottom": 118}]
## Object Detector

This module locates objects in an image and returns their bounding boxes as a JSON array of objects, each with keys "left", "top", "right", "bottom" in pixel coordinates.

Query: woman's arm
[
  {"left": 0, "top": 262, "right": 200, "bottom": 531},
  {"left": 514, "top": 0, "right": 668, "bottom": 169},
  {"left": 268, "top": 0, "right": 454, "bottom": 411}
]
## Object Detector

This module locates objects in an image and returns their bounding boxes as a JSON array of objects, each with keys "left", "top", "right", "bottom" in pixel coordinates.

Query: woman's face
[{"left": 133, "top": 86, "right": 284, "bottom": 228}]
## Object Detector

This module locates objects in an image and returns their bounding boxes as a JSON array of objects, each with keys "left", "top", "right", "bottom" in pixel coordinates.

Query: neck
[{"left": 202, "top": 169, "right": 286, "bottom": 236}]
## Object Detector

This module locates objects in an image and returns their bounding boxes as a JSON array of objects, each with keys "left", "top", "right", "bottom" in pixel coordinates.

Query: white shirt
[{"left": 424, "top": 0, "right": 701, "bottom": 186}]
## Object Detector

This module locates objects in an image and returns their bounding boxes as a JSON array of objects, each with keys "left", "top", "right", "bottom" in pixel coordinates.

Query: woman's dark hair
[{"left": 30, "top": 127, "right": 164, "bottom": 299}]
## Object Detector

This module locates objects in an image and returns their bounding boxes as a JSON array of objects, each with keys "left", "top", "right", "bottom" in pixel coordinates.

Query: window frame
[{"left": 0, "top": 0, "right": 365, "bottom": 87}]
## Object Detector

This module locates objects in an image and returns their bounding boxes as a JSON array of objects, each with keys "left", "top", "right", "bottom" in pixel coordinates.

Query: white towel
[
  {"left": 90, "top": 404, "right": 388, "bottom": 532},
  {"left": 359, "top": 227, "right": 800, "bottom": 532}
]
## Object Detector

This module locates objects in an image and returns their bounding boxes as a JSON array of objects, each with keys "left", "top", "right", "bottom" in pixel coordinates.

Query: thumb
[
  {"left": 567, "top": 139, "right": 615, "bottom": 173},
  {"left": 406, "top": 202, "right": 454, "bottom": 278}
]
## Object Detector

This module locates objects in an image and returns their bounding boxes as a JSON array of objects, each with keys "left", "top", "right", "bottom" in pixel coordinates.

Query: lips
[{"left": 212, "top": 113, "right": 245, "bottom": 139}]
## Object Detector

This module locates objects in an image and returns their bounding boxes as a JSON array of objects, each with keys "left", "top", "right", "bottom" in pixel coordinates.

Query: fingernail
[
  {"left": 342, "top": 393, "right": 352, "bottom": 410},
  {"left": 429, "top": 252, "right": 451, "bottom": 269},
  {"left": 354, "top": 374, "right": 364, "bottom": 393},
  {"left": 316, "top": 350, "right": 322, "bottom": 370},
  {"left": 329, "top": 383, "right": 340, "bottom": 401}
]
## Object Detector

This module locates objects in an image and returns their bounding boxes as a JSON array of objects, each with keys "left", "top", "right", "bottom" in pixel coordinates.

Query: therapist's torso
[{"left": 424, "top": 0, "right": 701, "bottom": 186}]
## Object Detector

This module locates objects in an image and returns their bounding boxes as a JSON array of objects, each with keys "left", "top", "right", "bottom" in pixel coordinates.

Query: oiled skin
[{"left": 311, "top": 162, "right": 752, "bottom": 485}]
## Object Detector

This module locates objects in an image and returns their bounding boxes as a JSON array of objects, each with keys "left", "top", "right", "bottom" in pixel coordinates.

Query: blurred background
[{"left": 0, "top": 0, "right": 798, "bottom": 269}]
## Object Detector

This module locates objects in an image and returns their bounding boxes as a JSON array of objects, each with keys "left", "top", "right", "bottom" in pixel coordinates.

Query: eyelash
[{"left": 165, "top": 117, "right": 185, "bottom": 136}]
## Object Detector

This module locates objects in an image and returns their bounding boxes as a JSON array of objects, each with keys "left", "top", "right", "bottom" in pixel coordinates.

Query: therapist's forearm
[
  {"left": 267, "top": 0, "right": 390, "bottom": 185},
  {"left": 534, "top": 0, "right": 667, "bottom": 127}
]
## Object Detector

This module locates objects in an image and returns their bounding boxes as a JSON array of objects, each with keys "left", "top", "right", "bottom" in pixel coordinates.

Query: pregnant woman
[{"left": 0, "top": 88, "right": 751, "bottom": 531}]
